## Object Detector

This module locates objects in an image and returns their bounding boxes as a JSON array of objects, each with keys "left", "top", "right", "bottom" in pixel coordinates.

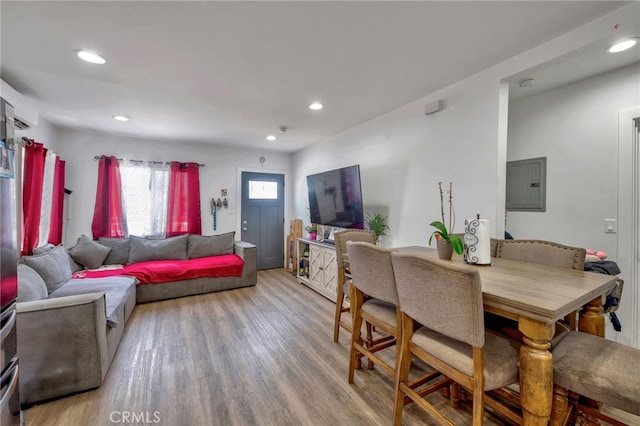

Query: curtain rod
[{"left": 93, "top": 156, "right": 204, "bottom": 167}]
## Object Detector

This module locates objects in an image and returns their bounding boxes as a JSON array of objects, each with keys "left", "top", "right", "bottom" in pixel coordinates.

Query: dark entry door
[{"left": 241, "top": 172, "right": 285, "bottom": 270}]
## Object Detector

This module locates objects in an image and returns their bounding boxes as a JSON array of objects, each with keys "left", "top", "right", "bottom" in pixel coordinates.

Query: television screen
[{"left": 306, "top": 165, "right": 364, "bottom": 229}]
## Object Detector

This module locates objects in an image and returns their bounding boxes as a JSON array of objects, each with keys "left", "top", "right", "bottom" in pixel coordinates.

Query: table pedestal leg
[
  {"left": 579, "top": 297, "right": 605, "bottom": 337},
  {"left": 519, "top": 317, "right": 555, "bottom": 426},
  {"left": 578, "top": 297, "right": 606, "bottom": 425},
  {"left": 550, "top": 385, "right": 570, "bottom": 426}
]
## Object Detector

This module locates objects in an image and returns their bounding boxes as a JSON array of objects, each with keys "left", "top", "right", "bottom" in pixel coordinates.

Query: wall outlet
[{"left": 604, "top": 219, "right": 617, "bottom": 234}]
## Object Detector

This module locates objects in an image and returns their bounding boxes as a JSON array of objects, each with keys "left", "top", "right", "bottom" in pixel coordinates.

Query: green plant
[
  {"left": 428, "top": 182, "right": 464, "bottom": 255},
  {"left": 305, "top": 225, "right": 317, "bottom": 234},
  {"left": 366, "top": 212, "right": 389, "bottom": 240}
]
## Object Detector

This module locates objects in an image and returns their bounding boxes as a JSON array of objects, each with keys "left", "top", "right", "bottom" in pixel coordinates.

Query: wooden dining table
[{"left": 396, "top": 247, "right": 619, "bottom": 426}]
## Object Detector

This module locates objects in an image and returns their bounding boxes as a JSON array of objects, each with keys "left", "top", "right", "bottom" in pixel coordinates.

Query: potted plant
[
  {"left": 428, "top": 182, "right": 464, "bottom": 259},
  {"left": 305, "top": 225, "right": 318, "bottom": 240},
  {"left": 366, "top": 211, "right": 389, "bottom": 244}
]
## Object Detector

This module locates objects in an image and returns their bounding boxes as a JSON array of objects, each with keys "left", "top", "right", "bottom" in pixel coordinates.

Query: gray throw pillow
[
  {"left": 68, "top": 235, "right": 112, "bottom": 269},
  {"left": 187, "top": 232, "right": 235, "bottom": 259},
  {"left": 128, "top": 234, "right": 188, "bottom": 264},
  {"left": 32, "top": 243, "right": 55, "bottom": 255},
  {"left": 20, "top": 245, "right": 72, "bottom": 294},
  {"left": 99, "top": 237, "right": 130, "bottom": 265},
  {"left": 17, "top": 264, "right": 49, "bottom": 302}
]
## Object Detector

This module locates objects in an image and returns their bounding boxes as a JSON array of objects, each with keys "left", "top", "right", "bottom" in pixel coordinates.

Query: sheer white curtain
[
  {"left": 37, "top": 150, "right": 56, "bottom": 246},
  {"left": 120, "top": 161, "right": 169, "bottom": 237}
]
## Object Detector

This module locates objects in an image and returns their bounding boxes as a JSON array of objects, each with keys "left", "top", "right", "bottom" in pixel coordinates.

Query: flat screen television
[{"left": 307, "top": 165, "right": 364, "bottom": 230}]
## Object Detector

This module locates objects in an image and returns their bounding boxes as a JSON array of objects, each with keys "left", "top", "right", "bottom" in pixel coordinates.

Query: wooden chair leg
[
  {"left": 366, "top": 321, "right": 374, "bottom": 370},
  {"left": 333, "top": 280, "right": 345, "bottom": 343},
  {"left": 472, "top": 347, "right": 485, "bottom": 425},
  {"left": 393, "top": 315, "right": 414, "bottom": 426},
  {"left": 348, "top": 289, "right": 364, "bottom": 384}
]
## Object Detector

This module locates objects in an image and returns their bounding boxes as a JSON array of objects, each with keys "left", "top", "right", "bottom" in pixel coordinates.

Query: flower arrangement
[{"left": 428, "top": 182, "right": 464, "bottom": 255}]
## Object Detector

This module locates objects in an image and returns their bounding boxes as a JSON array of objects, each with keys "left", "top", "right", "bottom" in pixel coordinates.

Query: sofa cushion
[
  {"left": 49, "top": 275, "right": 138, "bottom": 328},
  {"left": 16, "top": 264, "right": 49, "bottom": 302},
  {"left": 20, "top": 245, "right": 72, "bottom": 294},
  {"left": 33, "top": 243, "right": 84, "bottom": 273},
  {"left": 187, "top": 232, "right": 235, "bottom": 259},
  {"left": 68, "top": 235, "right": 112, "bottom": 269},
  {"left": 128, "top": 234, "right": 188, "bottom": 264},
  {"left": 99, "top": 237, "right": 130, "bottom": 265}
]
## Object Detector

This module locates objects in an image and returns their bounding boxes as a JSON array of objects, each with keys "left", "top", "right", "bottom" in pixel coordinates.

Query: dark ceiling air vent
[{"left": 14, "top": 117, "right": 30, "bottom": 130}]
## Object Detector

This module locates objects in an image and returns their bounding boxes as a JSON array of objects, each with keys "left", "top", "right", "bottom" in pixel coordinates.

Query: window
[
  {"left": 92, "top": 157, "right": 201, "bottom": 239},
  {"left": 120, "top": 162, "right": 169, "bottom": 237},
  {"left": 249, "top": 180, "right": 278, "bottom": 199}
]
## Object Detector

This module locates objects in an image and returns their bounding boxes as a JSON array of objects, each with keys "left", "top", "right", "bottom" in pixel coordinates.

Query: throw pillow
[
  {"left": 187, "top": 232, "right": 235, "bottom": 259},
  {"left": 32, "top": 243, "right": 55, "bottom": 255},
  {"left": 16, "top": 263, "right": 49, "bottom": 302},
  {"left": 99, "top": 237, "right": 131, "bottom": 265},
  {"left": 20, "top": 245, "right": 72, "bottom": 294},
  {"left": 68, "top": 235, "right": 112, "bottom": 269},
  {"left": 32, "top": 243, "right": 83, "bottom": 273},
  {"left": 128, "top": 234, "right": 188, "bottom": 264}
]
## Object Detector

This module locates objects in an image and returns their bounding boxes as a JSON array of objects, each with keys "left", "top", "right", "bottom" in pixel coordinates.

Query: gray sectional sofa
[{"left": 16, "top": 233, "right": 257, "bottom": 406}]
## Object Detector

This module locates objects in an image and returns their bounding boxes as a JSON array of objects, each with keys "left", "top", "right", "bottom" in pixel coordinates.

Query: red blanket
[{"left": 72, "top": 255, "right": 244, "bottom": 285}]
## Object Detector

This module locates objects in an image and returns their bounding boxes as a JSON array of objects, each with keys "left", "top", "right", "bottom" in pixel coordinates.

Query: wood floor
[{"left": 22, "top": 269, "right": 633, "bottom": 426}]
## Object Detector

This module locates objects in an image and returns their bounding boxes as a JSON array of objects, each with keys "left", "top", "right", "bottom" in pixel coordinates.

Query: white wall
[
  {"left": 53, "top": 128, "right": 292, "bottom": 245},
  {"left": 293, "top": 74, "right": 503, "bottom": 249},
  {"left": 507, "top": 63, "right": 640, "bottom": 257}
]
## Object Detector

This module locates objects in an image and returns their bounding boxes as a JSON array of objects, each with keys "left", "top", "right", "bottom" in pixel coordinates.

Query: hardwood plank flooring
[{"left": 22, "top": 269, "right": 633, "bottom": 426}]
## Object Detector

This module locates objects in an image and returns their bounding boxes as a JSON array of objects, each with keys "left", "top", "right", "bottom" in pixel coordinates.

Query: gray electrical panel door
[{"left": 506, "top": 157, "right": 546, "bottom": 212}]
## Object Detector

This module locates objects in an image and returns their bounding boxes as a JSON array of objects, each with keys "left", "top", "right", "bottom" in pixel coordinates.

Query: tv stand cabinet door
[{"left": 301, "top": 243, "right": 338, "bottom": 302}]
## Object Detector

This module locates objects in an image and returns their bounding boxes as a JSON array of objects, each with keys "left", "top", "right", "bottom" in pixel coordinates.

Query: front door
[{"left": 241, "top": 172, "right": 284, "bottom": 270}]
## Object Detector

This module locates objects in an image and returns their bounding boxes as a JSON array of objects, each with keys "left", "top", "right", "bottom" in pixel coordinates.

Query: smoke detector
[{"left": 518, "top": 78, "right": 536, "bottom": 88}]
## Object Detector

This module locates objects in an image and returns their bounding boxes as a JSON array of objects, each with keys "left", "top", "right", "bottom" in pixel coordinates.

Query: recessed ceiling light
[
  {"left": 113, "top": 115, "right": 130, "bottom": 122},
  {"left": 308, "top": 102, "right": 324, "bottom": 111},
  {"left": 75, "top": 49, "right": 106, "bottom": 64},
  {"left": 266, "top": 135, "right": 276, "bottom": 141},
  {"left": 607, "top": 38, "right": 638, "bottom": 53}
]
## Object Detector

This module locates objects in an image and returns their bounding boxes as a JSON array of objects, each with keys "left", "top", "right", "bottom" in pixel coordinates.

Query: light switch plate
[{"left": 604, "top": 219, "right": 617, "bottom": 234}]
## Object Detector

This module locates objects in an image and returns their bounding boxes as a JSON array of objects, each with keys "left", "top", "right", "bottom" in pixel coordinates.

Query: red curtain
[
  {"left": 22, "top": 142, "right": 47, "bottom": 255},
  {"left": 48, "top": 157, "right": 66, "bottom": 245},
  {"left": 91, "top": 155, "right": 127, "bottom": 239},
  {"left": 166, "top": 162, "right": 201, "bottom": 237}
]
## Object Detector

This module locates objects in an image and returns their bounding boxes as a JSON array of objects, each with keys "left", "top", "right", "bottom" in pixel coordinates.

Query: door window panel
[{"left": 249, "top": 181, "right": 278, "bottom": 199}]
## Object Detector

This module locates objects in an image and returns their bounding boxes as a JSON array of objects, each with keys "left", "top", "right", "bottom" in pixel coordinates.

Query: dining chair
[
  {"left": 391, "top": 252, "right": 522, "bottom": 426},
  {"left": 346, "top": 241, "right": 399, "bottom": 382},
  {"left": 494, "top": 239, "right": 586, "bottom": 339},
  {"left": 332, "top": 230, "right": 376, "bottom": 343},
  {"left": 550, "top": 331, "right": 640, "bottom": 426}
]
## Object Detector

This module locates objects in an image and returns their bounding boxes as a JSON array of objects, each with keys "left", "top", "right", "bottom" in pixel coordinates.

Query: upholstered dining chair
[
  {"left": 551, "top": 331, "right": 640, "bottom": 426},
  {"left": 332, "top": 229, "right": 376, "bottom": 343},
  {"left": 494, "top": 239, "right": 587, "bottom": 338},
  {"left": 391, "top": 252, "right": 522, "bottom": 426},
  {"left": 346, "top": 241, "right": 399, "bottom": 382}
]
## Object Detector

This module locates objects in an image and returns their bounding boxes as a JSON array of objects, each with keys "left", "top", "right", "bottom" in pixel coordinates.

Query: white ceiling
[{"left": 0, "top": 1, "right": 634, "bottom": 153}]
